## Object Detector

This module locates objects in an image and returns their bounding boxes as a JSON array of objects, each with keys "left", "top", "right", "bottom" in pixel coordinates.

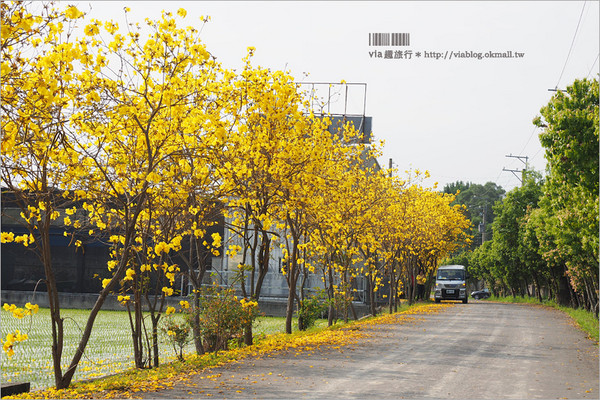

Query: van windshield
[{"left": 436, "top": 269, "right": 465, "bottom": 281}]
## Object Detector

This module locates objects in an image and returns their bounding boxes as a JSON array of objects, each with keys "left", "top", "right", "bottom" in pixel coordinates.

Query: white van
[{"left": 434, "top": 265, "right": 468, "bottom": 303}]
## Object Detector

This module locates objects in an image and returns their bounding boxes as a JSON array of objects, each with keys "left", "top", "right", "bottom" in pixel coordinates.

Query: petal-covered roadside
[{"left": 5, "top": 303, "right": 452, "bottom": 399}]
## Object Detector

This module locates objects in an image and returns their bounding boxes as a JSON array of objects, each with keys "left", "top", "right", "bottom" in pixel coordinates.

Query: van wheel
[{"left": 435, "top": 299, "right": 441, "bottom": 303}]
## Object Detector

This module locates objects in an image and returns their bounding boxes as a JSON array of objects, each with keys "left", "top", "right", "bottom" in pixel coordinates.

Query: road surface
[{"left": 143, "top": 302, "right": 599, "bottom": 399}]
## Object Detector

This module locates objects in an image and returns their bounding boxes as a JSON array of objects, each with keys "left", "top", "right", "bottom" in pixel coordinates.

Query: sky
[{"left": 73, "top": 1, "right": 599, "bottom": 192}]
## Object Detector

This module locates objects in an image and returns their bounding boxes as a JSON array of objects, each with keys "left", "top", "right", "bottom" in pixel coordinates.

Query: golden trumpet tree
[
  {"left": 0, "top": 2, "right": 102, "bottom": 388},
  {"left": 218, "top": 59, "right": 299, "bottom": 308},
  {"left": 393, "top": 184, "right": 471, "bottom": 305},
  {"left": 1, "top": 4, "right": 475, "bottom": 386},
  {"left": 307, "top": 141, "right": 383, "bottom": 324},
  {"left": 371, "top": 174, "right": 412, "bottom": 313},
  {"left": 276, "top": 115, "right": 360, "bottom": 333},
  {"left": 217, "top": 61, "right": 352, "bottom": 337},
  {"left": 358, "top": 173, "right": 409, "bottom": 316},
  {"left": 67, "top": 8, "right": 222, "bottom": 368}
]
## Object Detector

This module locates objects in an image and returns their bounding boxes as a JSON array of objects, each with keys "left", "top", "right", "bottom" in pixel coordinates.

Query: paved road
[{"left": 143, "top": 302, "right": 599, "bottom": 399}]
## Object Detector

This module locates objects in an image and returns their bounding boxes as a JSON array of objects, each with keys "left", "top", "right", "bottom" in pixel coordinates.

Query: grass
[
  {"left": 253, "top": 316, "right": 328, "bottom": 336},
  {"left": 2, "top": 308, "right": 141, "bottom": 389},
  {"left": 1, "top": 308, "right": 323, "bottom": 390},
  {"left": 486, "top": 295, "right": 599, "bottom": 343}
]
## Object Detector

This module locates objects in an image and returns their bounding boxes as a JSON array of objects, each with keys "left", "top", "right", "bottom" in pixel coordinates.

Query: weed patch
[{"left": 486, "top": 296, "right": 598, "bottom": 343}]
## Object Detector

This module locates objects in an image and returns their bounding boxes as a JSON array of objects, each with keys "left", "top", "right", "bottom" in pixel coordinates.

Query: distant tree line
[{"left": 445, "top": 78, "right": 598, "bottom": 317}]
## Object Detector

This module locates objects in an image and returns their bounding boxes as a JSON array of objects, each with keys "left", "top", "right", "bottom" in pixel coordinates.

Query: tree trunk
[
  {"left": 342, "top": 271, "right": 349, "bottom": 323},
  {"left": 133, "top": 291, "right": 144, "bottom": 368},
  {"left": 534, "top": 275, "right": 543, "bottom": 302},
  {"left": 285, "top": 275, "right": 296, "bottom": 334},
  {"left": 369, "top": 275, "right": 377, "bottom": 316},
  {"left": 388, "top": 268, "right": 395, "bottom": 314},
  {"left": 254, "top": 230, "right": 271, "bottom": 299},
  {"left": 152, "top": 316, "right": 160, "bottom": 368},
  {"left": 244, "top": 322, "right": 253, "bottom": 345},
  {"left": 43, "top": 237, "right": 64, "bottom": 387},
  {"left": 58, "top": 277, "right": 126, "bottom": 388},
  {"left": 190, "top": 283, "right": 205, "bottom": 355},
  {"left": 327, "top": 264, "right": 335, "bottom": 326}
]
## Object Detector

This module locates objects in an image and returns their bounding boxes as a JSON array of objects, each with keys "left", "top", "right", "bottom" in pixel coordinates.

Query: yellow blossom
[
  {"left": 64, "top": 6, "right": 83, "bottom": 19},
  {"left": 117, "top": 295, "right": 130, "bottom": 305},
  {"left": 84, "top": 24, "right": 99, "bottom": 36},
  {"left": 154, "top": 242, "right": 170, "bottom": 256},
  {"left": 24, "top": 303, "right": 39, "bottom": 314},
  {"left": 123, "top": 268, "right": 135, "bottom": 281},
  {"left": 1, "top": 232, "right": 15, "bottom": 243}
]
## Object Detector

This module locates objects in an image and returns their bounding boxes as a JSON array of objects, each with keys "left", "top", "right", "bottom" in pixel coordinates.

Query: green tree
[
  {"left": 468, "top": 240, "right": 501, "bottom": 294},
  {"left": 535, "top": 78, "right": 598, "bottom": 194},
  {"left": 523, "top": 206, "right": 570, "bottom": 305},
  {"left": 444, "top": 181, "right": 505, "bottom": 248},
  {"left": 534, "top": 78, "right": 599, "bottom": 314},
  {"left": 490, "top": 173, "right": 543, "bottom": 297}
]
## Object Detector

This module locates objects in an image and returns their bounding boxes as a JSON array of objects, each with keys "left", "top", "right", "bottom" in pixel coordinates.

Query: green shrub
[
  {"left": 188, "top": 286, "right": 259, "bottom": 353},
  {"left": 161, "top": 313, "right": 191, "bottom": 362},
  {"left": 298, "top": 294, "right": 326, "bottom": 331}
]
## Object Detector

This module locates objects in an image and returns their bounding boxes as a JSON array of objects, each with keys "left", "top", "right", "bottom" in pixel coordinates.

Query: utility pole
[
  {"left": 478, "top": 204, "right": 487, "bottom": 243},
  {"left": 502, "top": 154, "right": 528, "bottom": 187},
  {"left": 389, "top": 158, "right": 393, "bottom": 178},
  {"left": 473, "top": 194, "right": 487, "bottom": 245}
]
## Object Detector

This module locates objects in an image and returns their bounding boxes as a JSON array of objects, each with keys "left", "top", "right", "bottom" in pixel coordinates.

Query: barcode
[{"left": 369, "top": 33, "right": 410, "bottom": 46}]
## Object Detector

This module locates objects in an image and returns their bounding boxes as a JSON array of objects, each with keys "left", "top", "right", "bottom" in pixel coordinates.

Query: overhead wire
[
  {"left": 511, "top": 2, "right": 592, "bottom": 185},
  {"left": 587, "top": 53, "right": 599, "bottom": 78},
  {"left": 518, "top": 125, "right": 539, "bottom": 155},
  {"left": 439, "top": 3, "right": 591, "bottom": 194},
  {"left": 554, "top": 1, "right": 587, "bottom": 89},
  {"left": 530, "top": 147, "right": 544, "bottom": 163}
]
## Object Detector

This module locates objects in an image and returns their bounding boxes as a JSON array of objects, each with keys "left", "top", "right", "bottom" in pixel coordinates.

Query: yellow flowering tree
[
  {"left": 67, "top": 8, "right": 223, "bottom": 368},
  {"left": 172, "top": 63, "right": 234, "bottom": 355},
  {"left": 355, "top": 172, "right": 407, "bottom": 316},
  {"left": 306, "top": 140, "right": 383, "bottom": 324},
  {"left": 276, "top": 113, "right": 361, "bottom": 333},
  {"left": 0, "top": 2, "right": 99, "bottom": 389},
  {"left": 217, "top": 60, "right": 317, "bottom": 339},
  {"left": 392, "top": 183, "right": 471, "bottom": 305},
  {"left": 161, "top": 302, "right": 192, "bottom": 362}
]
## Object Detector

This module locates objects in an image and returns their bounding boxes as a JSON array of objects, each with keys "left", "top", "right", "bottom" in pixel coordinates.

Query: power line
[
  {"left": 554, "top": 1, "right": 587, "bottom": 90},
  {"left": 530, "top": 147, "right": 544, "bottom": 162},
  {"left": 587, "top": 53, "right": 599, "bottom": 78},
  {"left": 519, "top": 125, "right": 538, "bottom": 155}
]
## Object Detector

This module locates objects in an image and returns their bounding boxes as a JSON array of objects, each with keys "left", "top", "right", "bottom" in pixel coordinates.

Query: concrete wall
[{"left": 0, "top": 290, "right": 371, "bottom": 318}]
